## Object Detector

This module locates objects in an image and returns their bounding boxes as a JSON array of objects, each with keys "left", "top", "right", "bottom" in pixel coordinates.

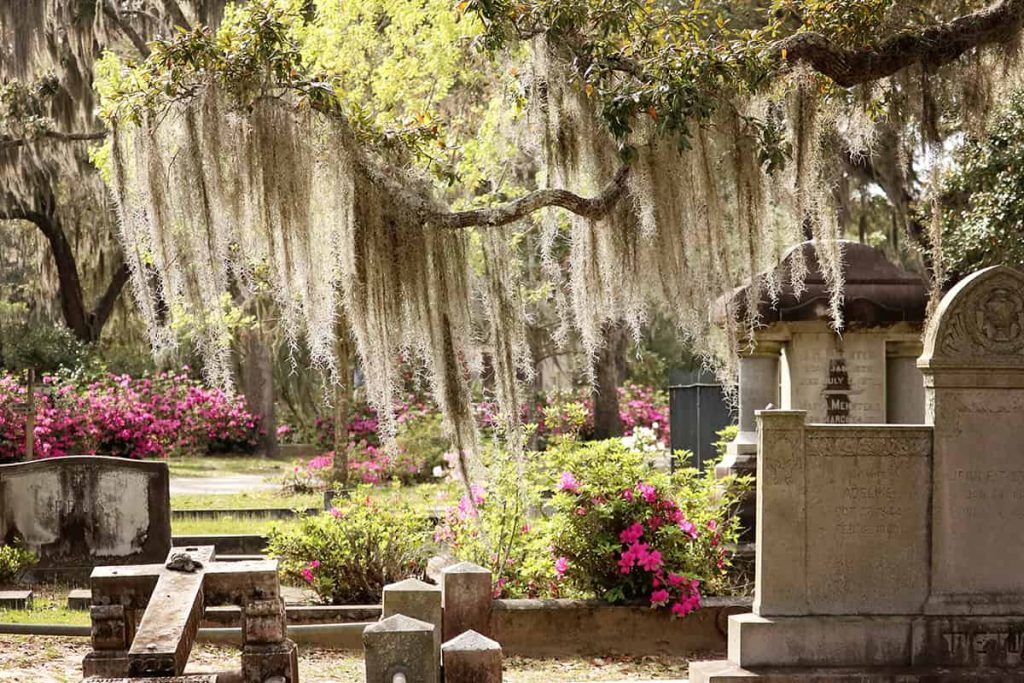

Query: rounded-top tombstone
[{"left": 918, "top": 265, "right": 1024, "bottom": 612}]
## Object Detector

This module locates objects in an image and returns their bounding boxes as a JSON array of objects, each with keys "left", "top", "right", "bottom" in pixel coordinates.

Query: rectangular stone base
[
  {"left": 241, "top": 640, "right": 299, "bottom": 683},
  {"left": 690, "top": 661, "right": 1024, "bottom": 682},
  {"left": 730, "top": 612, "right": 1024, "bottom": 668}
]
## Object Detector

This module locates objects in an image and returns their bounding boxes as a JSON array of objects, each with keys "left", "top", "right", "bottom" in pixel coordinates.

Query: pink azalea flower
[
  {"left": 554, "top": 556, "right": 569, "bottom": 577},
  {"left": 650, "top": 589, "right": 670, "bottom": 605},
  {"left": 639, "top": 549, "right": 663, "bottom": 572},
  {"left": 619, "top": 522, "right": 645, "bottom": 544},
  {"left": 559, "top": 471, "right": 582, "bottom": 494}
]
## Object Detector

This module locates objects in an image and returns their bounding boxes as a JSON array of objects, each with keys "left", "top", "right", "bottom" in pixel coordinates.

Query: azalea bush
[
  {"left": 545, "top": 437, "right": 749, "bottom": 609},
  {"left": 434, "top": 446, "right": 557, "bottom": 599},
  {"left": 435, "top": 432, "right": 748, "bottom": 610},
  {"left": 0, "top": 370, "right": 261, "bottom": 462},
  {"left": 266, "top": 489, "right": 433, "bottom": 604},
  {"left": 0, "top": 544, "right": 36, "bottom": 583}
]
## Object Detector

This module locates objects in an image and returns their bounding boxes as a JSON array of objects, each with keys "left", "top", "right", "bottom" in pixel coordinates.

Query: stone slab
[
  {"left": 0, "top": 589, "right": 32, "bottom": 609},
  {"left": 69, "top": 589, "right": 92, "bottom": 610},
  {"left": 727, "top": 613, "right": 913, "bottom": 669},
  {"left": 82, "top": 677, "right": 220, "bottom": 682},
  {"left": 919, "top": 266, "right": 1024, "bottom": 612},
  {"left": 689, "top": 661, "right": 1024, "bottom": 682},
  {"left": 803, "top": 425, "right": 931, "bottom": 614}
]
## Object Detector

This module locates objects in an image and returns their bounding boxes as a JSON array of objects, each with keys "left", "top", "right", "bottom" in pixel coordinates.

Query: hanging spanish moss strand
[{"left": 480, "top": 229, "right": 535, "bottom": 480}]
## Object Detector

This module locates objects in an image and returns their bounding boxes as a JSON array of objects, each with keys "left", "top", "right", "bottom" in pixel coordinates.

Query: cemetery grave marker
[
  {"left": 690, "top": 265, "right": 1024, "bottom": 681},
  {"left": 0, "top": 456, "right": 171, "bottom": 580},
  {"left": 83, "top": 545, "right": 298, "bottom": 682}
]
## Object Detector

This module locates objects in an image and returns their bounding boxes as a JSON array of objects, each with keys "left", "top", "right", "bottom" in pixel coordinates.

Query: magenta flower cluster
[
  {"left": 554, "top": 474, "right": 705, "bottom": 618},
  {"left": 0, "top": 370, "right": 261, "bottom": 462}
]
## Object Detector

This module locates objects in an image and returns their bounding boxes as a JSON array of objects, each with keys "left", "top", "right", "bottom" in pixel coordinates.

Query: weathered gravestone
[
  {"left": 82, "top": 545, "right": 298, "bottom": 682},
  {"left": 691, "top": 265, "right": 1024, "bottom": 681},
  {"left": 0, "top": 456, "right": 171, "bottom": 579}
]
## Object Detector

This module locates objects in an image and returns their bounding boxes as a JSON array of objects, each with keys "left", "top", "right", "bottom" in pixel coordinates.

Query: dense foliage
[
  {"left": 941, "top": 89, "right": 1024, "bottom": 279},
  {"left": 280, "top": 384, "right": 669, "bottom": 489},
  {"left": 266, "top": 489, "right": 433, "bottom": 604},
  {"left": 0, "top": 370, "right": 260, "bottom": 462},
  {"left": 435, "top": 433, "right": 748, "bottom": 609},
  {"left": 0, "top": 545, "right": 36, "bottom": 584}
]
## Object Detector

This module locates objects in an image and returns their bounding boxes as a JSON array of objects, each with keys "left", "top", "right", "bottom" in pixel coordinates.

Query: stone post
[
  {"left": 82, "top": 604, "right": 131, "bottom": 677},
  {"left": 364, "top": 614, "right": 439, "bottom": 683},
  {"left": 241, "top": 598, "right": 299, "bottom": 683},
  {"left": 441, "top": 630, "right": 502, "bottom": 683},
  {"left": 716, "top": 341, "right": 781, "bottom": 543},
  {"left": 885, "top": 340, "right": 925, "bottom": 424},
  {"left": 383, "top": 578, "right": 443, "bottom": 652},
  {"left": 753, "top": 409, "right": 808, "bottom": 617},
  {"left": 718, "top": 341, "right": 782, "bottom": 474},
  {"left": 441, "top": 562, "right": 492, "bottom": 642}
]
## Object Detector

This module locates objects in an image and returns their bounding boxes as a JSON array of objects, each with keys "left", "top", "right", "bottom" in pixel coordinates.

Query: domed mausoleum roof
[{"left": 716, "top": 240, "right": 928, "bottom": 328}]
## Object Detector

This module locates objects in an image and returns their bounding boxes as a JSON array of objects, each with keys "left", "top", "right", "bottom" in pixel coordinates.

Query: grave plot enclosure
[{"left": 692, "top": 265, "right": 1024, "bottom": 681}]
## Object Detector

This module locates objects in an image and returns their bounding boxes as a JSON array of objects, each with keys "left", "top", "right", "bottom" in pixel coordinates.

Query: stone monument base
[
  {"left": 691, "top": 613, "right": 1024, "bottom": 682},
  {"left": 689, "top": 661, "right": 1024, "bottom": 682}
]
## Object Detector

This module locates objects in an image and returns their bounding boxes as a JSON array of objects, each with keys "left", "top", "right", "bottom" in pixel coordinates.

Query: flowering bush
[
  {"left": 0, "top": 370, "right": 260, "bottom": 462},
  {"left": 0, "top": 544, "right": 36, "bottom": 584},
  {"left": 545, "top": 437, "right": 748, "bottom": 610},
  {"left": 266, "top": 489, "right": 433, "bottom": 604},
  {"left": 433, "top": 447, "right": 556, "bottom": 599},
  {"left": 433, "top": 433, "right": 746, "bottom": 609}
]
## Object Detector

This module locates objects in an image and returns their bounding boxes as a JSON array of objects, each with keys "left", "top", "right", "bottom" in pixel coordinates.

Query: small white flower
[{"left": 432, "top": 465, "right": 444, "bottom": 478}]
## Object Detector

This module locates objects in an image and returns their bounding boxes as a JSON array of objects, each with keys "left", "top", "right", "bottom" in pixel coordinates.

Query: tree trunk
[
  {"left": 3, "top": 205, "right": 130, "bottom": 343},
  {"left": 591, "top": 322, "right": 627, "bottom": 440},
  {"left": 241, "top": 326, "right": 278, "bottom": 457}
]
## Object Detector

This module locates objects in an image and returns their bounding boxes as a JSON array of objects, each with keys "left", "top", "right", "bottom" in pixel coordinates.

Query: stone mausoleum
[
  {"left": 692, "top": 264, "right": 1024, "bottom": 681},
  {"left": 716, "top": 240, "right": 929, "bottom": 479}
]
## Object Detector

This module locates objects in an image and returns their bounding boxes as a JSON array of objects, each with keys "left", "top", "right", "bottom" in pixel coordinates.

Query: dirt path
[{"left": 0, "top": 635, "right": 697, "bottom": 682}]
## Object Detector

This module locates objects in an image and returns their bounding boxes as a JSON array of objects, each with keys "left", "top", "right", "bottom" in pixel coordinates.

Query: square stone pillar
[
  {"left": 753, "top": 409, "right": 808, "bottom": 617},
  {"left": 82, "top": 604, "right": 131, "bottom": 678},
  {"left": 364, "top": 613, "right": 439, "bottom": 683},
  {"left": 442, "top": 630, "right": 502, "bottom": 683},
  {"left": 241, "top": 598, "right": 299, "bottom": 683},
  {"left": 441, "top": 562, "right": 492, "bottom": 641},
  {"left": 717, "top": 341, "right": 782, "bottom": 542},
  {"left": 383, "top": 578, "right": 443, "bottom": 652}
]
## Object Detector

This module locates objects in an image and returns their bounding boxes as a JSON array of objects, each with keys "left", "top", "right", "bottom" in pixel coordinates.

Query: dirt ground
[{"left": 0, "top": 635, "right": 698, "bottom": 682}]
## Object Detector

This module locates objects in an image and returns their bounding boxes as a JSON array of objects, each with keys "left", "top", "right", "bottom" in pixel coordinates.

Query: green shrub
[
  {"left": 435, "top": 434, "right": 750, "bottom": 607},
  {"left": 266, "top": 489, "right": 433, "bottom": 604},
  {"left": 713, "top": 424, "right": 739, "bottom": 460},
  {"left": 434, "top": 445, "right": 557, "bottom": 598},
  {"left": 543, "top": 436, "right": 749, "bottom": 608},
  {"left": 0, "top": 544, "right": 36, "bottom": 583}
]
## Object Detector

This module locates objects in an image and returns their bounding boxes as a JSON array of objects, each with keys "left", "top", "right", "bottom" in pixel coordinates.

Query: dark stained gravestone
[{"left": 0, "top": 456, "right": 171, "bottom": 580}]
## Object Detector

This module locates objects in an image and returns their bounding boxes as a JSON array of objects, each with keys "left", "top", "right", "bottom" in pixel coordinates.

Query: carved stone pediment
[{"left": 920, "top": 266, "right": 1024, "bottom": 369}]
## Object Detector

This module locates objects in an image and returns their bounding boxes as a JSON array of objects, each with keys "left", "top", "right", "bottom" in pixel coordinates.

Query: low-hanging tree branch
[
  {"left": 774, "top": 0, "right": 1024, "bottom": 87},
  {"left": 431, "top": 165, "right": 631, "bottom": 229},
  {"left": 0, "top": 129, "right": 108, "bottom": 151}
]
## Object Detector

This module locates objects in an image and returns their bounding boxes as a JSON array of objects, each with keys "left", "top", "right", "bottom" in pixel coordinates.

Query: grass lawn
[
  {"left": 166, "top": 454, "right": 300, "bottom": 479},
  {"left": 171, "top": 515, "right": 302, "bottom": 537},
  {"left": 0, "top": 635, "right": 697, "bottom": 681},
  {"left": 171, "top": 490, "right": 321, "bottom": 511},
  {"left": 0, "top": 585, "right": 88, "bottom": 627}
]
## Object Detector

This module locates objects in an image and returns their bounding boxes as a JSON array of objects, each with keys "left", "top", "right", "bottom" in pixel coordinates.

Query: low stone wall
[
  {"left": 491, "top": 597, "right": 750, "bottom": 657},
  {"left": 0, "top": 456, "right": 171, "bottom": 579}
]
